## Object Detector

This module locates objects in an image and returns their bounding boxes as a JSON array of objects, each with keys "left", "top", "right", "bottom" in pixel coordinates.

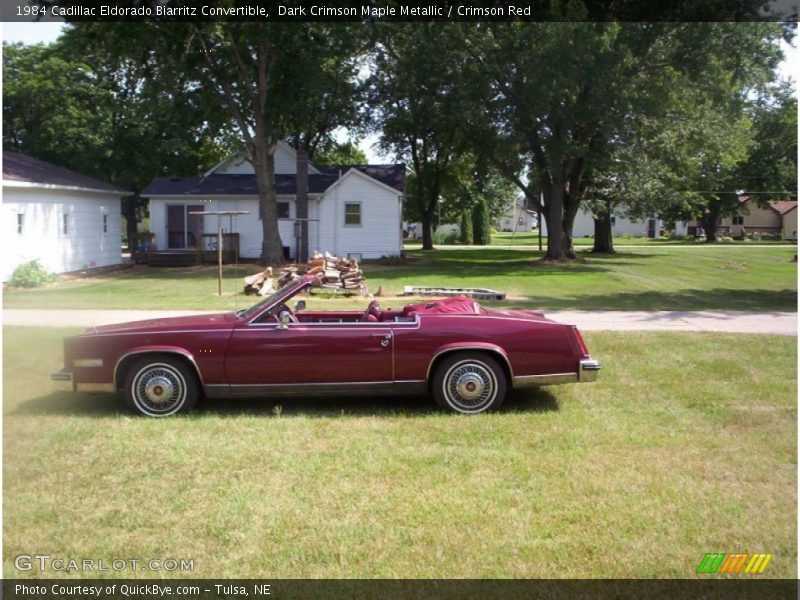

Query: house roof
[
  {"left": 143, "top": 165, "right": 405, "bottom": 197},
  {"left": 2, "top": 150, "right": 130, "bottom": 194},
  {"left": 768, "top": 200, "right": 797, "bottom": 215}
]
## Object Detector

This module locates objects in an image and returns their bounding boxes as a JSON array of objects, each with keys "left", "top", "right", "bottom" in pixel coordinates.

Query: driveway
[{"left": 3, "top": 308, "right": 796, "bottom": 335}]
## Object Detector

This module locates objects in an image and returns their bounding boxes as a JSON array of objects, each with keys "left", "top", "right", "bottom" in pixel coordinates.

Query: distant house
[
  {"left": 2, "top": 151, "right": 129, "bottom": 281},
  {"left": 543, "top": 206, "right": 689, "bottom": 239},
  {"left": 498, "top": 197, "right": 537, "bottom": 232},
  {"left": 142, "top": 141, "right": 406, "bottom": 261},
  {"left": 693, "top": 196, "right": 798, "bottom": 240}
]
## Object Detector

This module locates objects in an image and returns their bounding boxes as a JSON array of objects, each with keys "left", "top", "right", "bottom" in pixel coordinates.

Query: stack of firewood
[
  {"left": 304, "top": 252, "right": 365, "bottom": 292},
  {"left": 243, "top": 252, "right": 367, "bottom": 295},
  {"left": 243, "top": 266, "right": 274, "bottom": 296}
]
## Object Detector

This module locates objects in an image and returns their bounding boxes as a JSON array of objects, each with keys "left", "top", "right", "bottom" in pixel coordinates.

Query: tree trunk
[
  {"left": 701, "top": 211, "right": 719, "bottom": 243},
  {"left": 122, "top": 194, "right": 139, "bottom": 254},
  {"left": 592, "top": 207, "right": 614, "bottom": 253},
  {"left": 421, "top": 210, "right": 435, "bottom": 250},
  {"left": 542, "top": 183, "right": 567, "bottom": 260},
  {"left": 253, "top": 145, "right": 285, "bottom": 265},
  {"left": 561, "top": 200, "right": 579, "bottom": 260}
]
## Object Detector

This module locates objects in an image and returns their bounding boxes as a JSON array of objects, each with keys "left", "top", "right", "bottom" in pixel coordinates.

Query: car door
[{"left": 225, "top": 320, "right": 394, "bottom": 388}]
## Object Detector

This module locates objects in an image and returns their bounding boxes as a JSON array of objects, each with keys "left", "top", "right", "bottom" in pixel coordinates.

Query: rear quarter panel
[{"left": 392, "top": 314, "right": 579, "bottom": 381}]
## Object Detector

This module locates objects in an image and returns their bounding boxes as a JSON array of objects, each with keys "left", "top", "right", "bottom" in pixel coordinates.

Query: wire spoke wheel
[
  {"left": 433, "top": 353, "right": 506, "bottom": 414},
  {"left": 130, "top": 362, "right": 188, "bottom": 417}
]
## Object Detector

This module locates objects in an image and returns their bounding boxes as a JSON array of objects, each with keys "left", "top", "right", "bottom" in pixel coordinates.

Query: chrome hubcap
[
  {"left": 455, "top": 373, "right": 484, "bottom": 400},
  {"left": 444, "top": 361, "right": 496, "bottom": 412},
  {"left": 144, "top": 376, "right": 174, "bottom": 404}
]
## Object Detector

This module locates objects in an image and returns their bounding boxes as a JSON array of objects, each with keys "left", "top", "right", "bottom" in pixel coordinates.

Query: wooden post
[{"left": 217, "top": 215, "right": 223, "bottom": 296}]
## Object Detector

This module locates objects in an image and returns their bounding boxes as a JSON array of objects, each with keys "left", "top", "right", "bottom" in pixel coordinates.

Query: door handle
[{"left": 374, "top": 333, "right": 392, "bottom": 347}]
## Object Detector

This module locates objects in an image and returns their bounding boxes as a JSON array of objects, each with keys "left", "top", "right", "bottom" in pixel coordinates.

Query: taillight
[{"left": 572, "top": 326, "right": 589, "bottom": 357}]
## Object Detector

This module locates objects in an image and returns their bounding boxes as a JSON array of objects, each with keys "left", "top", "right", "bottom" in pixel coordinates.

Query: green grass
[
  {"left": 3, "top": 327, "right": 796, "bottom": 578},
  {"left": 3, "top": 246, "right": 797, "bottom": 312}
]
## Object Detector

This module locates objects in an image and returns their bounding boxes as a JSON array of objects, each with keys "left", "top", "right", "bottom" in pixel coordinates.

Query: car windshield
[{"left": 235, "top": 279, "right": 306, "bottom": 320}]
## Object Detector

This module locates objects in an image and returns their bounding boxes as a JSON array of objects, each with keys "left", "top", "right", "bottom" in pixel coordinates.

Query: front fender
[{"left": 113, "top": 346, "right": 203, "bottom": 388}]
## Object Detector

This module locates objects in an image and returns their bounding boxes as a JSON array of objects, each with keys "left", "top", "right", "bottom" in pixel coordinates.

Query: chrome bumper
[
  {"left": 579, "top": 359, "right": 601, "bottom": 382},
  {"left": 51, "top": 370, "right": 74, "bottom": 391},
  {"left": 51, "top": 371, "right": 114, "bottom": 393}
]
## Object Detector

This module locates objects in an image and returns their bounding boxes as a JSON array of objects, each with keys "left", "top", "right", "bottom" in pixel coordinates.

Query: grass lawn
[
  {"left": 3, "top": 327, "right": 795, "bottom": 578},
  {"left": 4, "top": 245, "right": 795, "bottom": 312}
]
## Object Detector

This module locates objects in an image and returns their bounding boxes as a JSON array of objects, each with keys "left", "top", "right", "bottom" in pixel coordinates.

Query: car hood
[{"left": 87, "top": 312, "right": 240, "bottom": 335}]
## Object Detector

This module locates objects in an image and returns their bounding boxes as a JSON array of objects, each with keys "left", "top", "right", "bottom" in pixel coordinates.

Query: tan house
[{"left": 691, "top": 196, "right": 797, "bottom": 240}]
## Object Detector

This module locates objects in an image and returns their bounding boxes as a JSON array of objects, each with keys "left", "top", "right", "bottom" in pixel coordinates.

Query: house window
[
  {"left": 344, "top": 203, "right": 361, "bottom": 226},
  {"left": 277, "top": 202, "right": 290, "bottom": 219},
  {"left": 62, "top": 213, "right": 69, "bottom": 235},
  {"left": 17, "top": 213, "right": 24, "bottom": 235},
  {"left": 611, "top": 216, "right": 616, "bottom": 226},
  {"left": 518, "top": 216, "right": 525, "bottom": 226},
  {"left": 732, "top": 215, "right": 744, "bottom": 226},
  {"left": 103, "top": 214, "right": 108, "bottom": 233}
]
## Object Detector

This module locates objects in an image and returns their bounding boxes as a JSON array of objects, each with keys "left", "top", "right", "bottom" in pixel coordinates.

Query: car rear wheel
[
  {"left": 124, "top": 356, "right": 199, "bottom": 417},
  {"left": 432, "top": 352, "right": 507, "bottom": 414}
]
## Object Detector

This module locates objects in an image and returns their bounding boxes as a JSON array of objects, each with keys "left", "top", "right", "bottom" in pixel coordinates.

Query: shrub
[
  {"left": 432, "top": 229, "right": 458, "bottom": 245},
  {"left": 8, "top": 260, "right": 56, "bottom": 288},
  {"left": 472, "top": 198, "right": 491, "bottom": 245},
  {"left": 459, "top": 211, "right": 473, "bottom": 245}
]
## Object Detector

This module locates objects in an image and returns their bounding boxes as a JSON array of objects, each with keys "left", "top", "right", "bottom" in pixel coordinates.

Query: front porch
[{"left": 134, "top": 232, "right": 241, "bottom": 266}]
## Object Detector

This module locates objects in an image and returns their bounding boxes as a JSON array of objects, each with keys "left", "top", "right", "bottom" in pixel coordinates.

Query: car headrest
[{"left": 367, "top": 299, "right": 381, "bottom": 318}]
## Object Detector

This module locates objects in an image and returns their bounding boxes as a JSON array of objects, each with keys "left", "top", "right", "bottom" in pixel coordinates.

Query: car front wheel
[
  {"left": 432, "top": 352, "right": 507, "bottom": 414},
  {"left": 124, "top": 356, "right": 199, "bottom": 417}
]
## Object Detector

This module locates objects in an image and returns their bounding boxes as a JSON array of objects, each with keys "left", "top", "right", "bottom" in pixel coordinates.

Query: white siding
[
  {"left": 2, "top": 186, "right": 122, "bottom": 280},
  {"left": 316, "top": 170, "right": 402, "bottom": 259},
  {"left": 545, "top": 206, "right": 688, "bottom": 238}
]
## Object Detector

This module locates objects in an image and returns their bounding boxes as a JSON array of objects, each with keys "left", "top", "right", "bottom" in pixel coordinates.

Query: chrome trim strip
[
  {"left": 84, "top": 329, "right": 229, "bottom": 337},
  {"left": 514, "top": 373, "right": 578, "bottom": 387},
  {"left": 113, "top": 349, "right": 204, "bottom": 389},
  {"left": 76, "top": 383, "right": 116, "bottom": 393},
  {"left": 73, "top": 358, "right": 103, "bottom": 368},
  {"left": 244, "top": 316, "right": 421, "bottom": 330},
  {"left": 425, "top": 347, "right": 514, "bottom": 380}
]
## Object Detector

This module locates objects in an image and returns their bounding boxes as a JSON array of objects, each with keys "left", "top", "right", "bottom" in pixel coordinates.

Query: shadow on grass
[
  {"left": 11, "top": 387, "right": 560, "bottom": 418},
  {"left": 10, "top": 391, "right": 126, "bottom": 417}
]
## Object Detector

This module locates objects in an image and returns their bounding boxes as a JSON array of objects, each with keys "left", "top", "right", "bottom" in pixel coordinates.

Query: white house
[
  {"left": 2, "top": 151, "right": 128, "bottom": 280},
  {"left": 143, "top": 142, "right": 406, "bottom": 261},
  {"left": 543, "top": 205, "right": 689, "bottom": 238},
  {"left": 498, "top": 196, "right": 537, "bottom": 232}
]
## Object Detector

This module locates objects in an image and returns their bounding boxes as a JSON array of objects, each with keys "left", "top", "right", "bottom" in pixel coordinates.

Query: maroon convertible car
[{"left": 52, "top": 274, "right": 600, "bottom": 417}]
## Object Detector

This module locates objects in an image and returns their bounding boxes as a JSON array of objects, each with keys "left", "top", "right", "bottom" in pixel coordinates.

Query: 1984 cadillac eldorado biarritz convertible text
[{"left": 52, "top": 274, "right": 600, "bottom": 417}]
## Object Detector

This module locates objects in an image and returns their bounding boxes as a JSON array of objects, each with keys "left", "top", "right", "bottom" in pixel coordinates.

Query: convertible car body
[{"left": 52, "top": 274, "right": 600, "bottom": 416}]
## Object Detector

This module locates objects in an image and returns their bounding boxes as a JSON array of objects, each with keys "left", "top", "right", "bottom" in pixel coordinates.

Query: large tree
[
  {"left": 182, "top": 23, "right": 368, "bottom": 263},
  {"left": 35, "top": 21, "right": 367, "bottom": 265},
  {"left": 369, "top": 24, "right": 473, "bottom": 250},
  {"left": 469, "top": 21, "right": 788, "bottom": 259}
]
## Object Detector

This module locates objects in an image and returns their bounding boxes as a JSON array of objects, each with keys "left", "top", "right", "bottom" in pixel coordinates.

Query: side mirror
[
  {"left": 277, "top": 310, "right": 292, "bottom": 330},
  {"left": 294, "top": 300, "right": 306, "bottom": 312}
]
